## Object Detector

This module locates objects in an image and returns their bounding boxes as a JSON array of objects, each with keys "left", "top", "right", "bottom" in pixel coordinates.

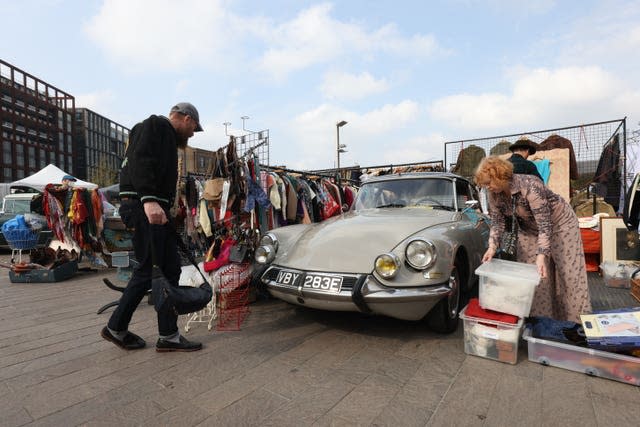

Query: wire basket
[{"left": 3, "top": 228, "right": 39, "bottom": 250}]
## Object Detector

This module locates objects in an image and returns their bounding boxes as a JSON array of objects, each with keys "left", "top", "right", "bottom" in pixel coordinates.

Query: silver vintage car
[{"left": 255, "top": 172, "right": 490, "bottom": 333}]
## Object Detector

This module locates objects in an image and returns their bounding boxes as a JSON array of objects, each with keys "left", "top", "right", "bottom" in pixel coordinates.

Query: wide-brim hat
[{"left": 509, "top": 138, "right": 538, "bottom": 155}]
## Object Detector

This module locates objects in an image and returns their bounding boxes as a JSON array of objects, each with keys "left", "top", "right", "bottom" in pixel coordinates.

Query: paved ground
[{"left": 1, "top": 258, "right": 639, "bottom": 426}]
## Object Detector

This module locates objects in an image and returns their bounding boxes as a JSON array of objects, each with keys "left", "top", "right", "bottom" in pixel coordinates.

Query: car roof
[
  {"left": 3, "top": 193, "right": 40, "bottom": 200},
  {"left": 362, "top": 172, "right": 471, "bottom": 184}
]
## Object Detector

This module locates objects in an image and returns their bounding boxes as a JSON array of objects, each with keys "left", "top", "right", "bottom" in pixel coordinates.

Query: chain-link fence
[{"left": 444, "top": 118, "right": 626, "bottom": 197}]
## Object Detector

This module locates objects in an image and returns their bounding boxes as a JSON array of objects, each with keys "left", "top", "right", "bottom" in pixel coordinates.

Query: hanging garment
[
  {"left": 490, "top": 140, "right": 512, "bottom": 156},
  {"left": 593, "top": 134, "right": 621, "bottom": 211},
  {"left": 532, "top": 159, "right": 551, "bottom": 184},
  {"left": 452, "top": 145, "right": 486, "bottom": 178},
  {"left": 538, "top": 134, "right": 579, "bottom": 180}
]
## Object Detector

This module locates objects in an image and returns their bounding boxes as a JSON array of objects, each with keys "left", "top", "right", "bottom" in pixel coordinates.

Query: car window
[
  {"left": 354, "top": 178, "right": 455, "bottom": 210},
  {"left": 3, "top": 199, "right": 31, "bottom": 214}
]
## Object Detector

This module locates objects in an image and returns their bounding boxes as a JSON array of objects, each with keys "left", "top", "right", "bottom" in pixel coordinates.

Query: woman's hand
[
  {"left": 536, "top": 254, "right": 547, "bottom": 278},
  {"left": 482, "top": 247, "right": 496, "bottom": 263}
]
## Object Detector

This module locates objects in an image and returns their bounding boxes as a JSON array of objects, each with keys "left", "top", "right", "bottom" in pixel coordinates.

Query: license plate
[
  {"left": 274, "top": 269, "right": 303, "bottom": 287},
  {"left": 302, "top": 274, "right": 343, "bottom": 293}
]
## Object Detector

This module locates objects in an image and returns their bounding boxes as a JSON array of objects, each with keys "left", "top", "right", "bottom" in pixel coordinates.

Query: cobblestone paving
[{"left": 0, "top": 260, "right": 638, "bottom": 426}]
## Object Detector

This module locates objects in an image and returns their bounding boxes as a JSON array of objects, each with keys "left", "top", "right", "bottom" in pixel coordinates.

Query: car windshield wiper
[
  {"left": 376, "top": 203, "right": 406, "bottom": 208},
  {"left": 431, "top": 205, "right": 455, "bottom": 211}
]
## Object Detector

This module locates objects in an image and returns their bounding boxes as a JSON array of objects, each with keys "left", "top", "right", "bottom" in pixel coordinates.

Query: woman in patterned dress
[{"left": 474, "top": 156, "right": 591, "bottom": 322}]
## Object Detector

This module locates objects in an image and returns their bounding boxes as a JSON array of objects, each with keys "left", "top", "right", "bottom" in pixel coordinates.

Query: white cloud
[
  {"left": 257, "top": 3, "right": 443, "bottom": 80},
  {"left": 320, "top": 70, "right": 389, "bottom": 101},
  {"left": 84, "top": 0, "right": 233, "bottom": 72},
  {"left": 429, "top": 66, "right": 637, "bottom": 132},
  {"left": 85, "top": 1, "right": 443, "bottom": 80},
  {"left": 280, "top": 100, "right": 420, "bottom": 169},
  {"left": 379, "top": 134, "right": 447, "bottom": 166},
  {"left": 75, "top": 89, "right": 117, "bottom": 116}
]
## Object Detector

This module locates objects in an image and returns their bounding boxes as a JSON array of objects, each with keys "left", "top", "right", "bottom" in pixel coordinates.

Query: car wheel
[{"left": 426, "top": 258, "right": 462, "bottom": 334}]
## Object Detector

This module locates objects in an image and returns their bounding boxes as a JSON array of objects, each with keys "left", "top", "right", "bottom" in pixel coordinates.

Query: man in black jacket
[
  {"left": 101, "top": 102, "right": 204, "bottom": 352},
  {"left": 508, "top": 138, "right": 543, "bottom": 181}
]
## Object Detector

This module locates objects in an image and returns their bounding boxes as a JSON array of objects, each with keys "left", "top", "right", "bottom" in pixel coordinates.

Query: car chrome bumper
[{"left": 263, "top": 269, "right": 451, "bottom": 321}]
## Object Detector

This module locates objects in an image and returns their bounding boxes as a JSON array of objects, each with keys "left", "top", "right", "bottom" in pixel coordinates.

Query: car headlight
[
  {"left": 405, "top": 239, "right": 436, "bottom": 270},
  {"left": 375, "top": 253, "right": 400, "bottom": 279},
  {"left": 255, "top": 245, "right": 275, "bottom": 264},
  {"left": 259, "top": 232, "right": 279, "bottom": 252}
]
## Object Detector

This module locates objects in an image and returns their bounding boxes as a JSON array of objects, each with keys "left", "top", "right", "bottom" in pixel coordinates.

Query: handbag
[
  {"left": 498, "top": 195, "right": 518, "bottom": 261},
  {"left": 151, "top": 227, "right": 213, "bottom": 316},
  {"left": 203, "top": 178, "right": 225, "bottom": 201}
]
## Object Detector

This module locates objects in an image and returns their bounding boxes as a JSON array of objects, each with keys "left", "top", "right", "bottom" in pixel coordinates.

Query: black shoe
[
  {"left": 100, "top": 326, "right": 146, "bottom": 350},
  {"left": 156, "top": 335, "right": 203, "bottom": 352}
]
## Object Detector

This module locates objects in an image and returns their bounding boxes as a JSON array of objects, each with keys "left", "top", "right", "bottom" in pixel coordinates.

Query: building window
[
  {"left": 28, "top": 146, "right": 35, "bottom": 168},
  {"left": 16, "top": 144, "right": 24, "bottom": 167},
  {"left": 3, "top": 141, "right": 11, "bottom": 165},
  {"left": 3, "top": 167, "right": 12, "bottom": 181}
]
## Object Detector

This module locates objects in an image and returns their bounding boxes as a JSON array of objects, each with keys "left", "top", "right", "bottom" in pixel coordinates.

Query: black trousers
[{"left": 108, "top": 199, "right": 180, "bottom": 336}]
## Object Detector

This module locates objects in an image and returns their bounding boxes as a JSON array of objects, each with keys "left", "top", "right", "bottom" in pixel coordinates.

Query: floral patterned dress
[{"left": 487, "top": 174, "right": 592, "bottom": 322}]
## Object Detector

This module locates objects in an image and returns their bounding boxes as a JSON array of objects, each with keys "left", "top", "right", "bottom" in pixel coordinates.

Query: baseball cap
[
  {"left": 170, "top": 102, "right": 203, "bottom": 132},
  {"left": 62, "top": 174, "right": 77, "bottom": 182}
]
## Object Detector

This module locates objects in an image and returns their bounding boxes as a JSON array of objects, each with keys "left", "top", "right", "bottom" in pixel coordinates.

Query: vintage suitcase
[{"left": 9, "top": 260, "right": 78, "bottom": 283}]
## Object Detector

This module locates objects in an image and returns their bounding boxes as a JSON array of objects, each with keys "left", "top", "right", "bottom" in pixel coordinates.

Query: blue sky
[{"left": 3, "top": 0, "right": 639, "bottom": 171}]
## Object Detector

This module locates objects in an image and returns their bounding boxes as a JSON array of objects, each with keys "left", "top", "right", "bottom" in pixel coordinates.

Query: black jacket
[
  {"left": 119, "top": 115, "right": 178, "bottom": 207},
  {"left": 509, "top": 154, "right": 543, "bottom": 181}
]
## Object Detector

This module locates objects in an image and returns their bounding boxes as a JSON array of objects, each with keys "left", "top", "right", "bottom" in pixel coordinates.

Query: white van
[{"left": 0, "top": 192, "right": 51, "bottom": 249}]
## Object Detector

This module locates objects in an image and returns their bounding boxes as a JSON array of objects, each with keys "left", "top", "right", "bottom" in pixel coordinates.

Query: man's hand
[{"left": 144, "top": 201, "right": 168, "bottom": 224}]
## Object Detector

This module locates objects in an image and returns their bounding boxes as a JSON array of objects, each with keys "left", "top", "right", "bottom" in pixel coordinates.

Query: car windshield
[
  {"left": 354, "top": 177, "right": 456, "bottom": 211},
  {"left": 3, "top": 199, "right": 31, "bottom": 214}
]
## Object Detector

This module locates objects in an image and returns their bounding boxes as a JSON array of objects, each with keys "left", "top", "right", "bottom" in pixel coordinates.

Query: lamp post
[{"left": 336, "top": 120, "right": 348, "bottom": 176}]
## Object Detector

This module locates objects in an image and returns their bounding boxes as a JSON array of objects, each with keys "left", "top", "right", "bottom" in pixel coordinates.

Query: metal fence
[{"left": 444, "top": 118, "right": 627, "bottom": 193}]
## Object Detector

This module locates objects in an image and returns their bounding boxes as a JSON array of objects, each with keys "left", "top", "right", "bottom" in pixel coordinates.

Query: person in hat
[
  {"left": 102, "top": 102, "right": 204, "bottom": 352},
  {"left": 474, "top": 156, "right": 591, "bottom": 323},
  {"left": 61, "top": 174, "right": 77, "bottom": 189},
  {"left": 508, "top": 138, "right": 543, "bottom": 181}
]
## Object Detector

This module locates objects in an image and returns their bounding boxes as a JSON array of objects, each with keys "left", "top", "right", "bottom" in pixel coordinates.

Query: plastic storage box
[
  {"left": 599, "top": 261, "right": 638, "bottom": 289},
  {"left": 460, "top": 305, "right": 524, "bottom": 365},
  {"left": 522, "top": 328, "right": 640, "bottom": 386},
  {"left": 475, "top": 258, "right": 540, "bottom": 317}
]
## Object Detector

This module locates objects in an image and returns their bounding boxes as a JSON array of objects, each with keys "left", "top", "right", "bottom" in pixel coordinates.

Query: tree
[{"left": 90, "top": 155, "right": 118, "bottom": 187}]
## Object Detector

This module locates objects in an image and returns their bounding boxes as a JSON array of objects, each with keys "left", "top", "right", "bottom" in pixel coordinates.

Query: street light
[
  {"left": 223, "top": 122, "right": 231, "bottom": 136},
  {"left": 336, "top": 120, "right": 348, "bottom": 174}
]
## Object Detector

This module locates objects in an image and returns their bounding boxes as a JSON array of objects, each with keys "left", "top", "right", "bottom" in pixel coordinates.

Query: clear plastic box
[
  {"left": 460, "top": 305, "right": 524, "bottom": 365},
  {"left": 475, "top": 258, "right": 540, "bottom": 317},
  {"left": 599, "top": 261, "right": 638, "bottom": 289},
  {"left": 522, "top": 328, "right": 640, "bottom": 386}
]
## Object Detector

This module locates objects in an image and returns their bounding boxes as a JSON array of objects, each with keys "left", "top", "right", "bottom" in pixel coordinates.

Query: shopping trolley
[{"left": 3, "top": 228, "right": 40, "bottom": 264}]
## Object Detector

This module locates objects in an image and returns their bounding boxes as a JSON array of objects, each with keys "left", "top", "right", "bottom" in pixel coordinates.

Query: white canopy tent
[{"left": 9, "top": 164, "right": 98, "bottom": 192}]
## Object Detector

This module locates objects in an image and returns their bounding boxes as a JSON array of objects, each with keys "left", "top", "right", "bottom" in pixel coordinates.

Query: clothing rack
[
  {"left": 259, "top": 164, "right": 353, "bottom": 183},
  {"left": 308, "top": 159, "right": 444, "bottom": 176}
]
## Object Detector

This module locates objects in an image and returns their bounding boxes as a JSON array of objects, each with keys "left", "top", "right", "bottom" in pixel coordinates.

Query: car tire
[{"left": 426, "top": 258, "right": 463, "bottom": 334}]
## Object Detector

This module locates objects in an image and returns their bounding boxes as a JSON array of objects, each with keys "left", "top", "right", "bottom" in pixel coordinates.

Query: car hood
[{"left": 273, "top": 208, "right": 455, "bottom": 273}]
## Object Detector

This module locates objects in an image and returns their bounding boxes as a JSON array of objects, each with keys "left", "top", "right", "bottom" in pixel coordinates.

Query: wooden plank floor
[{"left": 1, "top": 263, "right": 639, "bottom": 426}]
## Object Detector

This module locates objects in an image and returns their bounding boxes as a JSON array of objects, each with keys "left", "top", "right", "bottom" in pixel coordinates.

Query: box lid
[{"left": 475, "top": 258, "right": 540, "bottom": 285}]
